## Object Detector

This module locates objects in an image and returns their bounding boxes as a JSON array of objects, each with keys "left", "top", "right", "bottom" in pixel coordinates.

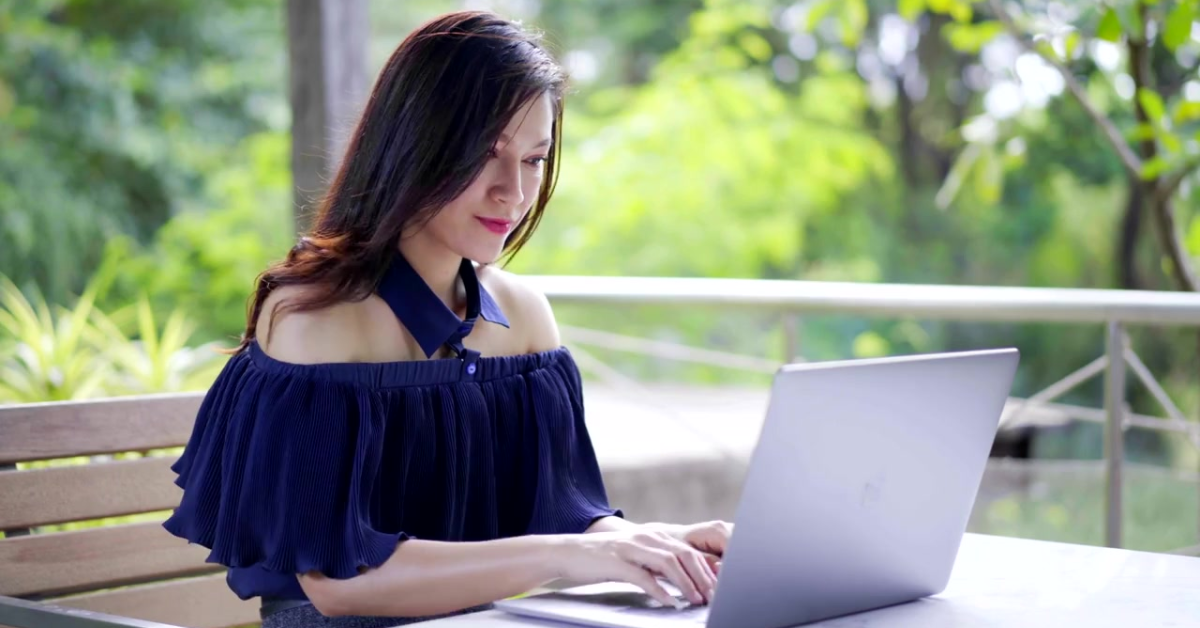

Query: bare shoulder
[
  {"left": 477, "top": 265, "right": 561, "bottom": 353},
  {"left": 255, "top": 284, "right": 399, "bottom": 364}
]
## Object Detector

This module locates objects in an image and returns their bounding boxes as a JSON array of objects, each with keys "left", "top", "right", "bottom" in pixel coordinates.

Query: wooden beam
[
  {"left": 286, "top": 0, "right": 370, "bottom": 233},
  {"left": 0, "top": 457, "right": 181, "bottom": 529},
  {"left": 54, "top": 575, "right": 258, "bottom": 628},
  {"left": 0, "top": 522, "right": 218, "bottom": 598},
  {"left": 0, "top": 393, "right": 202, "bottom": 465}
]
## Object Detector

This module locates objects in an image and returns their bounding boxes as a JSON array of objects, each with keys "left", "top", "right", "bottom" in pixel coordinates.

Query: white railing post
[
  {"left": 1104, "top": 321, "right": 1126, "bottom": 548},
  {"left": 783, "top": 313, "right": 800, "bottom": 363}
]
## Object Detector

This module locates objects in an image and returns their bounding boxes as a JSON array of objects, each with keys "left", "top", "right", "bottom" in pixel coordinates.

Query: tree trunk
[
  {"left": 286, "top": 0, "right": 370, "bottom": 234},
  {"left": 1118, "top": 181, "right": 1143, "bottom": 290},
  {"left": 1126, "top": 6, "right": 1200, "bottom": 292}
]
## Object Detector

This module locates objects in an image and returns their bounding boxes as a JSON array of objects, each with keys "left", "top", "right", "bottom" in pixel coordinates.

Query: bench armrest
[{"left": 0, "top": 595, "right": 184, "bottom": 628}]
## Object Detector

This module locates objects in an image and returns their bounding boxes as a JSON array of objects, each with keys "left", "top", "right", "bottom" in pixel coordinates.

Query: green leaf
[
  {"left": 1130, "top": 122, "right": 1157, "bottom": 141},
  {"left": 805, "top": 0, "right": 837, "bottom": 31},
  {"left": 924, "top": 0, "right": 972, "bottom": 21},
  {"left": 1123, "top": 3, "right": 1144, "bottom": 38},
  {"left": 137, "top": 296, "right": 158, "bottom": 361},
  {"left": 972, "top": 144, "right": 1004, "bottom": 204},
  {"left": 1139, "top": 88, "right": 1167, "bottom": 123},
  {"left": 943, "top": 22, "right": 1006, "bottom": 53},
  {"left": 1164, "top": 2, "right": 1195, "bottom": 51},
  {"left": 1097, "top": 7, "right": 1123, "bottom": 42},
  {"left": 737, "top": 32, "right": 772, "bottom": 62},
  {"left": 1142, "top": 156, "right": 1170, "bottom": 180},
  {"left": 899, "top": 0, "right": 926, "bottom": 21},
  {"left": 935, "top": 143, "right": 981, "bottom": 209},
  {"left": 1065, "top": 31, "right": 1083, "bottom": 59},
  {"left": 1163, "top": 131, "right": 1184, "bottom": 154},
  {"left": 1175, "top": 101, "right": 1200, "bottom": 123},
  {"left": 852, "top": 331, "right": 891, "bottom": 358},
  {"left": 1185, "top": 214, "right": 1200, "bottom": 256},
  {"left": 950, "top": 1, "right": 973, "bottom": 23},
  {"left": 839, "top": 0, "right": 869, "bottom": 47}
]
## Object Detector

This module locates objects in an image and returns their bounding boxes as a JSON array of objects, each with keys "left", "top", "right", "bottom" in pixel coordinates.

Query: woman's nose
[{"left": 490, "top": 158, "right": 524, "bottom": 207}]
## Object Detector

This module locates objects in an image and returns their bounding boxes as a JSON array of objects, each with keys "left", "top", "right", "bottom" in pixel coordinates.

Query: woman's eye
[{"left": 525, "top": 156, "right": 548, "bottom": 166}]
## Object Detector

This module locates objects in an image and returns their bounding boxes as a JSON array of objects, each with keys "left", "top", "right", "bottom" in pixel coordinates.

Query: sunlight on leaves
[
  {"left": 1163, "top": 1, "right": 1195, "bottom": 51},
  {"left": 1097, "top": 7, "right": 1123, "bottom": 42}
]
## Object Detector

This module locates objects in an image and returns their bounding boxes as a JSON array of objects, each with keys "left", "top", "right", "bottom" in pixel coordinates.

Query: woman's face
[{"left": 417, "top": 92, "right": 554, "bottom": 264}]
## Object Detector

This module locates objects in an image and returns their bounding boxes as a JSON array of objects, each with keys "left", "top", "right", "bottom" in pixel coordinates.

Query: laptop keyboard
[{"left": 617, "top": 598, "right": 710, "bottom": 624}]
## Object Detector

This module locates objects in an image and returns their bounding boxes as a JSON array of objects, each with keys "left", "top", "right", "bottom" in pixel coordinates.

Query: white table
[{"left": 414, "top": 533, "right": 1200, "bottom": 627}]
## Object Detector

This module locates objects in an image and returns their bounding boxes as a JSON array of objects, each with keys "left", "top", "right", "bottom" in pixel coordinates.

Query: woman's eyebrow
[{"left": 498, "top": 132, "right": 552, "bottom": 148}]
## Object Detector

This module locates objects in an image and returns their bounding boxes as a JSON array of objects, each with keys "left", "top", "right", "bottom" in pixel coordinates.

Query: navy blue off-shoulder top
[{"left": 162, "top": 252, "right": 621, "bottom": 601}]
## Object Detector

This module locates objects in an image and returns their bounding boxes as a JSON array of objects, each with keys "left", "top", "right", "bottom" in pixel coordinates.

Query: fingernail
[
  {"left": 676, "top": 599, "right": 690, "bottom": 610},
  {"left": 647, "top": 599, "right": 664, "bottom": 609},
  {"left": 708, "top": 588, "right": 716, "bottom": 601}
]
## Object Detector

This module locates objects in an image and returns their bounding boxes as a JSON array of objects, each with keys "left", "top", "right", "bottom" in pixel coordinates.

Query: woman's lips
[{"left": 476, "top": 217, "right": 512, "bottom": 234}]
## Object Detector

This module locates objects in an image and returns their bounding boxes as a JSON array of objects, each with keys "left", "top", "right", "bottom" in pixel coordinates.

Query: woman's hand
[
  {"left": 551, "top": 528, "right": 719, "bottom": 608},
  {"left": 642, "top": 521, "right": 734, "bottom": 573}
]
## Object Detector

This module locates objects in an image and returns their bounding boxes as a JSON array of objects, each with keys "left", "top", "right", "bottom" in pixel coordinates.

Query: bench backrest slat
[
  {"left": 0, "top": 392, "right": 257, "bottom": 628},
  {"left": 59, "top": 574, "right": 260, "bottom": 628},
  {"left": 0, "top": 457, "right": 180, "bottom": 529},
  {"left": 0, "top": 394, "right": 203, "bottom": 465},
  {"left": 0, "top": 522, "right": 219, "bottom": 598}
]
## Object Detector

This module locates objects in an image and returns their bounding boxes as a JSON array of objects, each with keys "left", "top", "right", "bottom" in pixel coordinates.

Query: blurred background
[{"left": 5, "top": 0, "right": 1200, "bottom": 554}]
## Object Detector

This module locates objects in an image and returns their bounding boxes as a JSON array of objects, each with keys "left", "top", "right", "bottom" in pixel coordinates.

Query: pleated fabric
[{"left": 162, "top": 340, "right": 620, "bottom": 602}]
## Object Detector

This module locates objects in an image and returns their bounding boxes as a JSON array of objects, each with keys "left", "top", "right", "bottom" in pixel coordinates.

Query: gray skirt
[{"left": 260, "top": 600, "right": 493, "bottom": 628}]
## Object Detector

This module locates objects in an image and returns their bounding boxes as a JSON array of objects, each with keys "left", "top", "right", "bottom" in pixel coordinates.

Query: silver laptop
[{"left": 495, "top": 348, "right": 1019, "bottom": 628}]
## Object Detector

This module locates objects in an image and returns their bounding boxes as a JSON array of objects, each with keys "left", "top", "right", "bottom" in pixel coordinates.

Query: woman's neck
[{"left": 397, "top": 235, "right": 465, "bottom": 314}]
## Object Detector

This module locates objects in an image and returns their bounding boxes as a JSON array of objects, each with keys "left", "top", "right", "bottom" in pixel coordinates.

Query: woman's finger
[
  {"left": 639, "top": 534, "right": 714, "bottom": 604},
  {"left": 701, "top": 552, "right": 722, "bottom": 576},
  {"left": 633, "top": 546, "right": 704, "bottom": 605},
  {"left": 688, "top": 522, "right": 733, "bottom": 556},
  {"left": 674, "top": 544, "right": 716, "bottom": 603},
  {"left": 615, "top": 562, "right": 679, "bottom": 609},
  {"left": 658, "top": 536, "right": 716, "bottom": 600}
]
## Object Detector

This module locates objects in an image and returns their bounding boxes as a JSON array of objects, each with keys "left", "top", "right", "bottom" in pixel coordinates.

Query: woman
[{"left": 163, "top": 10, "right": 732, "bottom": 627}]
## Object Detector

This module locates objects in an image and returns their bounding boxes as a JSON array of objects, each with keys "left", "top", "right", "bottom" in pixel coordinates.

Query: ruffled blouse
[{"left": 162, "top": 253, "right": 620, "bottom": 601}]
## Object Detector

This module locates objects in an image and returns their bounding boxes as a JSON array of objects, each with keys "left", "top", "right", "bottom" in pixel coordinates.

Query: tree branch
[
  {"left": 1159, "top": 57, "right": 1200, "bottom": 100},
  {"left": 1125, "top": 0, "right": 1200, "bottom": 292},
  {"left": 1154, "top": 197, "right": 1200, "bottom": 291},
  {"left": 988, "top": 0, "right": 1143, "bottom": 179},
  {"left": 1156, "top": 158, "right": 1200, "bottom": 204}
]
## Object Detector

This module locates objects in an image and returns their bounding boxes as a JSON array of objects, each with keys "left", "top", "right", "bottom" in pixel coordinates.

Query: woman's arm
[
  {"left": 301, "top": 529, "right": 719, "bottom": 617},
  {"left": 586, "top": 516, "right": 638, "bottom": 533},
  {"left": 299, "top": 535, "right": 562, "bottom": 618}
]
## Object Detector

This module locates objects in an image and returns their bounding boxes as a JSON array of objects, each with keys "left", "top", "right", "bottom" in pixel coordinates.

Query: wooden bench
[{"left": 0, "top": 393, "right": 261, "bottom": 628}]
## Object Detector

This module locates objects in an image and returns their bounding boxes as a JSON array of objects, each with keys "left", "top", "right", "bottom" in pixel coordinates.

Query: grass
[{"left": 970, "top": 459, "right": 1200, "bottom": 553}]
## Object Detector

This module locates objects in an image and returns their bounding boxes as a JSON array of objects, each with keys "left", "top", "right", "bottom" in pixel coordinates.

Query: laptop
[{"left": 495, "top": 348, "right": 1020, "bottom": 628}]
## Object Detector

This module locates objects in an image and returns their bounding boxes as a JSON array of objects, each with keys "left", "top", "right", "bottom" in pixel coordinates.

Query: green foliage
[
  {"left": 1163, "top": 1, "right": 1195, "bottom": 50},
  {"left": 900, "top": 0, "right": 976, "bottom": 23},
  {"left": 100, "top": 131, "right": 293, "bottom": 344},
  {"left": 942, "top": 22, "right": 1005, "bottom": 53},
  {"left": 4, "top": 0, "right": 1200, "bottom": 473},
  {"left": 0, "top": 0, "right": 282, "bottom": 304},
  {"left": 89, "top": 295, "right": 228, "bottom": 394},
  {"left": 496, "top": 1, "right": 893, "bottom": 384},
  {"left": 515, "top": 3, "right": 891, "bottom": 281},
  {"left": 1098, "top": 7, "right": 1124, "bottom": 42},
  {"left": 0, "top": 273, "right": 110, "bottom": 402},
  {"left": 0, "top": 268, "right": 225, "bottom": 403},
  {"left": 972, "top": 462, "right": 1199, "bottom": 553}
]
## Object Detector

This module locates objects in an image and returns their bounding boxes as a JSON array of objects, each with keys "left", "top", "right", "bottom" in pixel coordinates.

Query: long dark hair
[{"left": 237, "top": 10, "right": 566, "bottom": 352}]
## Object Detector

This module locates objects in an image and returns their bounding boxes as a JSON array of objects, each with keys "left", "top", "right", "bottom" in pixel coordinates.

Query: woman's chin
[{"left": 456, "top": 243, "right": 506, "bottom": 266}]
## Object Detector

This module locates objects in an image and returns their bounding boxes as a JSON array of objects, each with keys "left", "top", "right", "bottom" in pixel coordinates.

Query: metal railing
[{"left": 527, "top": 275, "right": 1200, "bottom": 552}]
